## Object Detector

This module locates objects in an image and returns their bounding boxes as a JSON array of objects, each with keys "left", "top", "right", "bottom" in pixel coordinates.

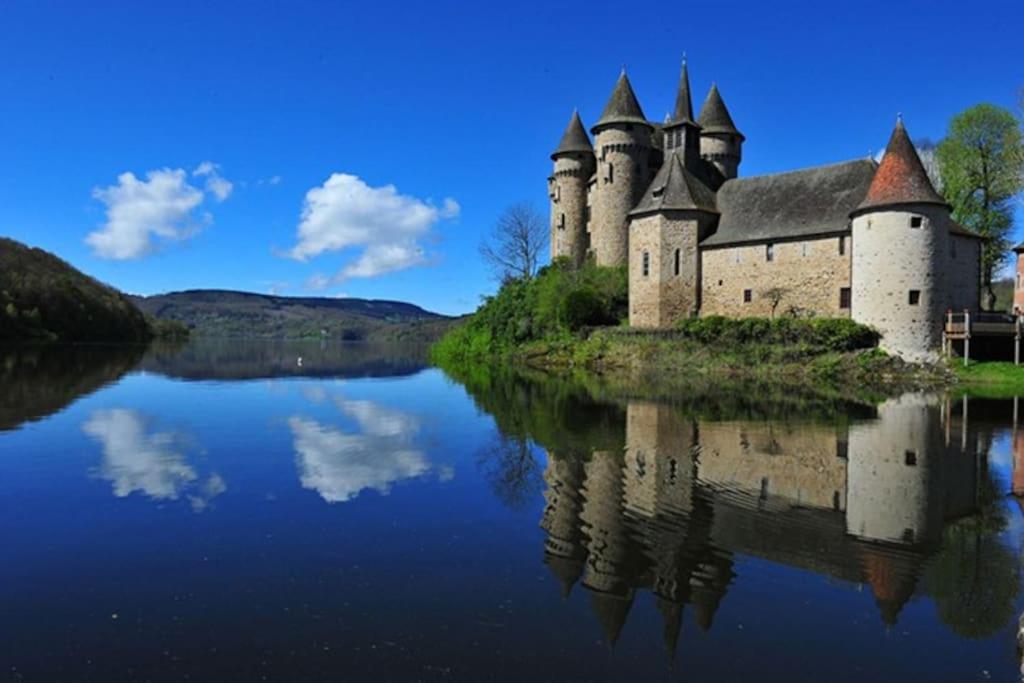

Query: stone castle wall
[
  {"left": 700, "top": 133, "right": 741, "bottom": 181},
  {"left": 629, "top": 213, "right": 705, "bottom": 327},
  {"left": 549, "top": 153, "right": 595, "bottom": 266},
  {"left": 698, "top": 420, "right": 848, "bottom": 510},
  {"left": 851, "top": 205, "right": 947, "bottom": 362},
  {"left": 700, "top": 235, "right": 852, "bottom": 318},
  {"left": 590, "top": 126, "right": 654, "bottom": 266},
  {"left": 947, "top": 234, "right": 980, "bottom": 313}
]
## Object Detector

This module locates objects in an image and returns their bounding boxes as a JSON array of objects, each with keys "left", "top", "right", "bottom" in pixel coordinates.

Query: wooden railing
[{"left": 943, "top": 309, "right": 1023, "bottom": 365}]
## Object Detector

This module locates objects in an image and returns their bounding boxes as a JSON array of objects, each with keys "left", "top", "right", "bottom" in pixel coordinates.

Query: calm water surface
[{"left": 3, "top": 341, "right": 1024, "bottom": 681}]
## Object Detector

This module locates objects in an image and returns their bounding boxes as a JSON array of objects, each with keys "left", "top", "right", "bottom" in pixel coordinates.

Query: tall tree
[
  {"left": 480, "top": 202, "right": 547, "bottom": 282},
  {"left": 936, "top": 104, "right": 1024, "bottom": 309}
]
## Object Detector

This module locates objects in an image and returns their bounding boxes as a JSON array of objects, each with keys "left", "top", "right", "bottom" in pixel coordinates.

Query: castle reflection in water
[{"left": 539, "top": 394, "right": 994, "bottom": 650}]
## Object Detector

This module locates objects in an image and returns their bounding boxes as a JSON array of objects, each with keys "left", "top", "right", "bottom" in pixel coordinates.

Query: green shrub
[{"left": 676, "top": 316, "right": 878, "bottom": 352}]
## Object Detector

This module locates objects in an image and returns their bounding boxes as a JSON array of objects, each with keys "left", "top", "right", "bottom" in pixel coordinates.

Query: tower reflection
[{"left": 540, "top": 393, "right": 986, "bottom": 652}]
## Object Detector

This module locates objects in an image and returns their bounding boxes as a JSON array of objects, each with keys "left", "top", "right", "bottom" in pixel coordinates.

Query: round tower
[
  {"left": 850, "top": 118, "right": 951, "bottom": 362},
  {"left": 697, "top": 84, "right": 743, "bottom": 184},
  {"left": 590, "top": 70, "right": 653, "bottom": 267},
  {"left": 549, "top": 111, "right": 596, "bottom": 267}
]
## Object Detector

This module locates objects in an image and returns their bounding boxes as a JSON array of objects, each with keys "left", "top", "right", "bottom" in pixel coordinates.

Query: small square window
[
  {"left": 910, "top": 216, "right": 923, "bottom": 228},
  {"left": 743, "top": 289, "right": 752, "bottom": 303},
  {"left": 836, "top": 440, "right": 849, "bottom": 459},
  {"left": 909, "top": 290, "right": 921, "bottom": 305},
  {"left": 905, "top": 450, "right": 917, "bottom": 466}
]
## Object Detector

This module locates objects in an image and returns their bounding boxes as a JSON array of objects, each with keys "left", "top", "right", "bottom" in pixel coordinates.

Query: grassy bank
[
  {"left": 432, "top": 261, "right": 957, "bottom": 395},
  {"left": 954, "top": 361, "right": 1024, "bottom": 396}
]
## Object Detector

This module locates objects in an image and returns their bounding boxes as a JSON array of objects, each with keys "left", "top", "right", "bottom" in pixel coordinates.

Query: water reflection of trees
[
  {"left": 444, "top": 363, "right": 1023, "bottom": 654},
  {"left": 0, "top": 344, "right": 145, "bottom": 431}
]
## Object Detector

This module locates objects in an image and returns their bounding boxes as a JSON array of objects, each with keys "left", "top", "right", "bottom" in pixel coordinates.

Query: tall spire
[
  {"left": 670, "top": 58, "right": 695, "bottom": 125},
  {"left": 551, "top": 109, "right": 594, "bottom": 159},
  {"left": 593, "top": 70, "right": 649, "bottom": 131},
  {"left": 855, "top": 117, "right": 947, "bottom": 213},
  {"left": 697, "top": 83, "right": 743, "bottom": 139}
]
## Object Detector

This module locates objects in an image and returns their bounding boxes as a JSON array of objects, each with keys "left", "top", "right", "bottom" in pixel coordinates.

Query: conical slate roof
[
  {"left": 593, "top": 71, "right": 650, "bottom": 131},
  {"left": 551, "top": 110, "right": 594, "bottom": 159},
  {"left": 697, "top": 84, "right": 742, "bottom": 138},
  {"left": 855, "top": 118, "right": 948, "bottom": 213},
  {"left": 667, "top": 60, "right": 696, "bottom": 127},
  {"left": 589, "top": 590, "right": 634, "bottom": 647},
  {"left": 630, "top": 152, "right": 718, "bottom": 216}
]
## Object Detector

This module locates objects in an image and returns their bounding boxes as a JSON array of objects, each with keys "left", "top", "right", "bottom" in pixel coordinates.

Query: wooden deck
[{"left": 943, "top": 310, "right": 1023, "bottom": 365}]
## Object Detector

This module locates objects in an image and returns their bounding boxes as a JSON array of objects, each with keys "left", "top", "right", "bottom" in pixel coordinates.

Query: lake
[{"left": 2, "top": 340, "right": 1023, "bottom": 681}]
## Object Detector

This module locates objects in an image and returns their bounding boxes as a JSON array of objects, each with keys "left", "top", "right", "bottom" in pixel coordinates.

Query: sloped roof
[
  {"left": 667, "top": 61, "right": 696, "bottom": 127},
  {"left": 551, "top": 110, "right": 594, "bottom": 159},
  {"left": 631, "top": 152, "right": 717, "bottom": 216},
  {"left": 701, "top": 159, "right": 877, "bottom": 246},
  {"left": 593, "top": 71, "right": 650, "bottom": 130},
  {"left": 854, "top": 119, "right": 947, "bottom": 213},
  {"left": 697, "top": 84, "right": 742, "bottom": 138}
]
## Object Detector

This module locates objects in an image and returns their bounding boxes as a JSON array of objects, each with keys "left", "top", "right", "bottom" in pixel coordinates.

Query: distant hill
[
  {"left": 131, "top": 289, "right": 455, "bottom": 341},
  {"left": 0, "top": 237, "right": 153, "bottom": 342}
]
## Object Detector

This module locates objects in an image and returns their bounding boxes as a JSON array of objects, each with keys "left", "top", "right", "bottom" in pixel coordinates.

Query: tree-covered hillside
[{"left": 0, "top": 238, "right": 153, "bottom": 342}]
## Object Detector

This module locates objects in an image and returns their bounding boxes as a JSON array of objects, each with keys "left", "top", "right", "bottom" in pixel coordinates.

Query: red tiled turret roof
[{"left": 855, "top": 118, "right": 947, "bottom": 213}]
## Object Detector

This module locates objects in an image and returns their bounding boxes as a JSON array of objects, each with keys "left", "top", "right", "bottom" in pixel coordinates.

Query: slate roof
[
  {"left": 631, "top": 152, "right": 718, "bottom": 216},
  {"left": 551, "top": 110, "right": 594, "bottom": 159},
  {"left": 855, "top": 119, "right": 947, "bottom": 213},
  {"left": 1014, "top": 242, "right": 1024, "bottom": 252},
  {"left": 697, "top": 84, "right": 742, "bottom": 138},
  {"left": 666, "top": 61, "right": 696, "bottom": 127},
  {"left": 593, "top": 71, "right": 650, "bottom": 131},
  {"left": 700, "top": 159, "right": 877, "bottom": 246}
]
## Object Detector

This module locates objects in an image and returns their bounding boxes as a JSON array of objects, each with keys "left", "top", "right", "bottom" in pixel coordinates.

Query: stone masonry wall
[
  {"left": 700, "top": 235, "right": 852, "bottom": 318},
  {"left": 629, "top": 213, "right": 703, "bottom": 327},
  {"left": 851, "top": 205, "right": 947, "bottom": 362},
  {"left": 591, "top": 126, "right": 653, "bottom": 267},
  {"left": 550, "top": 153, "right": 595, "bottom": 266}
]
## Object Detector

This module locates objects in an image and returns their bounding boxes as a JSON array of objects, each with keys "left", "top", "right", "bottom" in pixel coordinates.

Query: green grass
[{"left": 954, "top": 360, "right": 1024, "bottom": 396}]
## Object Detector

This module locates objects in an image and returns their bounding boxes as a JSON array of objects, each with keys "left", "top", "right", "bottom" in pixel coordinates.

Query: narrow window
[
  {"left": 607, "top": 163, "right": 614, "bottom": 184},
  {"left": 905, "top": 450, "right": 917, "bottom": 466},
  {"left": 766, "top": 243, "right": 774, "bottom": 262},
  {"left": 674, "top": 248, "right": 681, "bottom": 276},
  {"left": 735, "top": 250, "right": 741, "bottom": 264},
  {"left": 910, "top": 216, "right": 923, "bottom": 228},
  {"left": 836, "top": 440, "right": 849, "bottom": 459},
  {"left": 743, "top": 289, "right": 752, "bottom": 303},
  {"left": 839, "top": 287, "right": 851, "bottom": 309},
  {"left": 908, "top": 290, "right": 921, "bottom": 306},
  {"left": 642, "top": 251, "right": 650, "bottom": 277},
  {"left": 802, "top": 242, "right": 809, "bottom": 257},
  {"left": 584, "top": 206, "right": 591, "bottom": 223},
  {"left": 838, "top": 236, "right": 846, "bottom": 255},
  {"left": 558, "top": 213, "right": 566, "bottom": 231},
  {"left": 833, "top": 490, "right": 841, "bottom": 511}
]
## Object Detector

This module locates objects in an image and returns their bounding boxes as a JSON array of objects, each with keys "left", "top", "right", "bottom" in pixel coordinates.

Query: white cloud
[
  {"left": 193, "top": 161, "right": 234, "bottom": 201},
  {"left": 289, "top": 396, "right": 449, "bottom": 503},
  {"left": 82, "top": 409, "right": 225, "bottom": 511},
  {"left": 287, "top": 173, "right": 459, "bottom": 281},
  {"left": 305, "top": 273, "right": 331, "bottom": 291},
  {"left": 87, "top": 162, "right": 233, "bottom": 260}
]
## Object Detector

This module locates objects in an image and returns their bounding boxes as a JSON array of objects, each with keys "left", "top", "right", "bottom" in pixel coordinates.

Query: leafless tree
[
  {"left": 762, "top": 286, "right": 789, "bottom": 319},
  {"left": 480, "top": 202, "right": 547, "bottom": 282}
]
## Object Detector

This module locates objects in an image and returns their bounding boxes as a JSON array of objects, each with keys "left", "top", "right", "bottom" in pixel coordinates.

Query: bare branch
[{"left": 479, "top": 202, "right": 547, "bottom": 282}]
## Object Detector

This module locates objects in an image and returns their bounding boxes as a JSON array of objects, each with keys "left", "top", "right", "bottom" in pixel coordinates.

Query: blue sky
[{"left": 0, "top": 0, "right": 1021, "bottom": 315}]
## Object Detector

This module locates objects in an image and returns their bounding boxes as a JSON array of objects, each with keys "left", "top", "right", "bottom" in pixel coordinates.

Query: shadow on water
[
  {"left": 444, "top": 362, "right": 1023, "bottom": 655},
  {"left": 0, "top": 343, "right": 146, "bottom": 432},
  {"left": 0, "top": 339, "right": 431, "bottom": 432}
]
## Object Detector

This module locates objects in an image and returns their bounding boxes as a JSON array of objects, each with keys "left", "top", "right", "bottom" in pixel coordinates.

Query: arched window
[
  {"left": 674, "top": 248, "right": 681, "bottom": 276},
  {"left": 642, "top": 251, "right": 650, "bottom": 277}
]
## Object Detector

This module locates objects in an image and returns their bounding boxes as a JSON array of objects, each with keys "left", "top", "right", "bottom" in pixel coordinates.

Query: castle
[{"left": 548, "top": 63, "right": 983, "bottom": 361}]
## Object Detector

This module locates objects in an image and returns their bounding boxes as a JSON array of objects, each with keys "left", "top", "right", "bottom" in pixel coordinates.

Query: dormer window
[
  {"left": 651, "top": 185, "right": 665, "bottom": 198},
  {"left": 910, "top": 216, "right": 923, "bottom": 228}
]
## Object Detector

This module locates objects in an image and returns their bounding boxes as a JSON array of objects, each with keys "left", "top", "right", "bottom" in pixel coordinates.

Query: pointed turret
[
  {"left": 697, "top": 83, "right": 743, "bottom": 182},
  {"left": 630, "top": 152, "right": 717, "bottom": 217},
  {"left": 671, "top": 60, "right": 696, "bottom": 125},
  {"left": 854, "top": 118, "right": 947, "bottom": 213},
  {"left": 593, "top": 70, "right": 650, "bottom": 132},
  {"left": 589, "top": 591, "right": 634, "bottom": 648},
  {"left": 697, "top": 84, "right": 742, "bottom": 138},
  {"left": 664, "top": 58, "right": 703, "bottom": 172},
  {"left": 551, "top": 110, "right": 594, "bottom": 160}
]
